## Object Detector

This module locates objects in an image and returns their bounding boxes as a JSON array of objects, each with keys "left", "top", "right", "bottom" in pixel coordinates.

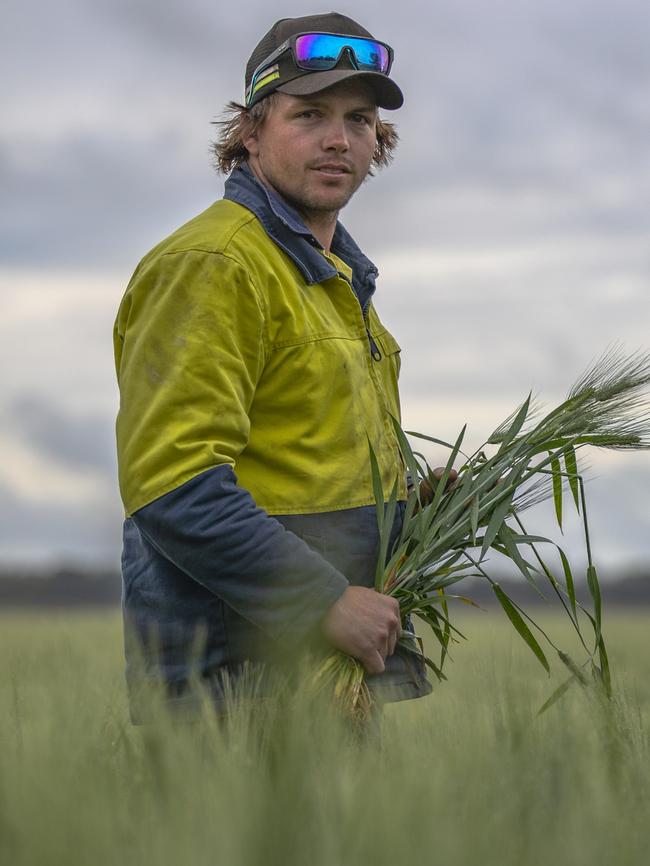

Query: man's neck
[{"left": 297, "top": 210, "right": 338, "bottom": 253}]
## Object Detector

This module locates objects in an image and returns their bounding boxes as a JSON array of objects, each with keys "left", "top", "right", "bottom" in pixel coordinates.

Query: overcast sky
[{"left": 2, "top": 0, "right": 649, "bottom": 576}]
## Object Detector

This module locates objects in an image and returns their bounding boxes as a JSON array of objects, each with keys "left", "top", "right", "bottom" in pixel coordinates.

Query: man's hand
[
  {"left": 320, "top": 586, "right": 402, "bottom": 675},
  {"left": 417, "top": 466, "right": 459, "bottom": 506}
]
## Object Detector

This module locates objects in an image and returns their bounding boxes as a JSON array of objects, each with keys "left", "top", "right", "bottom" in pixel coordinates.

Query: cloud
[
  {"left": 1, "top": 0, "right": 648, "bottom": 567},
  {"left": 3, "top": 0, "right": 649, "bottom": 267},
  {"left": 0, "top": 480, "right": 122, "bottom": 567},
  {"left": 6, "top": 395, "right": 116, "bottom": 476},
  {"left": 374, "top": 237, "right": 649, "bottom": 405},
  {"left": 0, "top": 133, "right": 221, "bottom": 269},
  {"left": 91, "top": 0, "right": 249, "bottom": 63}
]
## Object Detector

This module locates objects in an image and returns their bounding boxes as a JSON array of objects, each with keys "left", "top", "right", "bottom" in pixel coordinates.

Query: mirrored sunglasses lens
[
  {"left": 295, "top": 34, "right": 389, "bottom": 72},
  {"left": 295, "top": 34, "right": 341, "bottom": 69},
  {"left": 347, "top": 37, "right": 390, "bottom": 72}
]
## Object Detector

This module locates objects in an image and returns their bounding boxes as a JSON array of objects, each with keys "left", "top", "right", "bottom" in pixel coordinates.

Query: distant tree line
[
  {"left": 0, "top": 566, "right": 121, "bottom": 607},
  {"left": 0, "top": 565, "right": 648, "bottom": 608}
]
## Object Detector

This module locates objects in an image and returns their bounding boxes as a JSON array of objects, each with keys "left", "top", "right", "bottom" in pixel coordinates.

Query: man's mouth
[{"left": 312, "top": 164, "right": 351, "bottom": 176}]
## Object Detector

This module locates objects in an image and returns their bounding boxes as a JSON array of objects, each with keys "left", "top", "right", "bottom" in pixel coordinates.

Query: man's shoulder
[
  {"left": 125, "top": 197, "right": 293, "bottom": 300},
  {"left": 141, "top": 198, "right": 262, "bottom": 263},
  {"left": 116, "top": 199, "right": 274, "bottom": 328}
]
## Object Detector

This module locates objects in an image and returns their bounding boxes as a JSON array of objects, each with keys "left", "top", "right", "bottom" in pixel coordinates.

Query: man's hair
[{"left": 210, "top": 93, "right": 399, "bottom": 175}]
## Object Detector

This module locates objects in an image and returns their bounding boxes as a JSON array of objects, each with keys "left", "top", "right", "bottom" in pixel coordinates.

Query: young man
[{"left": 114, "top": 12, "right": 432, "bottom": 722}]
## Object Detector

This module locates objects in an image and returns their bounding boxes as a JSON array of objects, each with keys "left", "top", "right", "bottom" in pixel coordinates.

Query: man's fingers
[
  {"left": 320, "top": 586, "right": 403, "bottom": 672},
  {"left": 387, "top": 603, "right": 401, "bottom": 657},
  {"left": 389, "top": 598, "right": 401, "bottom": 641},
  {"left": 363, "top": 650, "right": 386, "bottom": 676},
  {"left": 419, "top": 468, "right": 459, "bottom": 506},
  {"left": 418, "top": 478, "right": 433, "bottom": 505},
  {"left": 432, "top": 466, "right": 459, "bottom": 489},
  {"left": 392, "top": 600, "right": 403, "bottom": 642}
]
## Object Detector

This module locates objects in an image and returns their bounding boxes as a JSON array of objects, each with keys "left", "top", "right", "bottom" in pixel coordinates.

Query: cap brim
[{"left": 277, "top": 69, "right": 404, "bottom": 110}]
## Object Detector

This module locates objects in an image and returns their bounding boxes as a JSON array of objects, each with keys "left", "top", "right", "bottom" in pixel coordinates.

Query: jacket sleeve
[
  {"left": 114, "top": 248, "right": 349, "bottom": 644},
  {"left": 131, "top": 465, "right": 349, "bottom": 644}
]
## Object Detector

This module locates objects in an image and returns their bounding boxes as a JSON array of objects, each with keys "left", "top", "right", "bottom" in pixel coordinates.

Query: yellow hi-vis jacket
[{"left": 114, "top": 176, "right": 407, "bottom": 519}]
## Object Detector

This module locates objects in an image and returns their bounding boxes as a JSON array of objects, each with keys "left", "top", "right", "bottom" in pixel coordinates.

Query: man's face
[{"left": 244, "top": 80, "right": 378, "bottom": 221}]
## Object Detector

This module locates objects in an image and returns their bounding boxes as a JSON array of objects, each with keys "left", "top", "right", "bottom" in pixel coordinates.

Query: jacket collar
[{"left": 223, "top": 163, "right": 378, "bottom": 310}]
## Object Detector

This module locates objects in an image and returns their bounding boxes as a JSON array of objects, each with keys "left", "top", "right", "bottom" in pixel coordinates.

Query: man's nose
[{"left": 322, "top": 118, "right": 350, "bottom": 151}]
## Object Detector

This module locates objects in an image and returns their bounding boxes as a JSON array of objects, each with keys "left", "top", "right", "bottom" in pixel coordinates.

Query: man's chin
[
  {"left": 304, "top": 186, "right": 357, "bottom": 213},
  {"left": 271, "top": 176, "right": 359, "bottom": 219},
  {"left": 312, "top": 195, "right": 353, "bottom": 213}
]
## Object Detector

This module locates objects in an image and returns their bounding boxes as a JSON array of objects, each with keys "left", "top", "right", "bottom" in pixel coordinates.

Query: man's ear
[{"left": 243, "top": 131, "right": 260, "bottom": 158}]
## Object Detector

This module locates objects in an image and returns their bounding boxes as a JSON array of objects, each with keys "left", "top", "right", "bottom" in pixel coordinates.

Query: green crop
[{"left": 311, "top": 347, "right": 650, "bottom": 722}]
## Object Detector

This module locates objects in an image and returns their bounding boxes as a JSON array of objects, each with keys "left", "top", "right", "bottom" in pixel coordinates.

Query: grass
[{"left": 1, "top": 608, "right": 649, "bottom": 866}]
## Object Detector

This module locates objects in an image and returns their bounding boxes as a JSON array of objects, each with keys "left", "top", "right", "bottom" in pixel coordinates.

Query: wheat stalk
[{"left": 311, "top": 347, "right": 650, "bottom": 721}]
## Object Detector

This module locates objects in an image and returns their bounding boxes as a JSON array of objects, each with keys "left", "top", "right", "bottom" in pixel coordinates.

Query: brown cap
[{"left": 245, "top": 12, "right": 403, "bottom": 110}]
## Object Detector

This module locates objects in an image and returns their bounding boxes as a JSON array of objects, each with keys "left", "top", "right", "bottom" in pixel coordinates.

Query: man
[{"left": 114, "top": 12, "right": 432, "bottom": 723}]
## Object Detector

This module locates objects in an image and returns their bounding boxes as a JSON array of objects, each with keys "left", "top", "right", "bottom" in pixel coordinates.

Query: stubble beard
[{"left": 264, "top": 164, "right": 364, "bottom": 225}]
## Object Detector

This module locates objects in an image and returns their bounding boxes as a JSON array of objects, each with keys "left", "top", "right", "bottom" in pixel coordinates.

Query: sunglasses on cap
[{"left": 246, "top": 32, "right": 394, "bottom": 106}]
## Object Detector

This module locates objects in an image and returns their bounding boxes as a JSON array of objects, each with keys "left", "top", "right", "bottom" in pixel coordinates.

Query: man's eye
[{"left": 352, "top": 114, "right": 371, "bottom": 124}]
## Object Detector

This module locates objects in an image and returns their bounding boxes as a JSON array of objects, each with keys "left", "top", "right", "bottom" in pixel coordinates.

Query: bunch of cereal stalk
[{"left": 309, "top": 348, "right": 650, "bottom": 722}]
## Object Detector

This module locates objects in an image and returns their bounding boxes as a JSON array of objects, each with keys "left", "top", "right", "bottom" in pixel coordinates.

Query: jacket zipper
[
  {"left": 366, "top": 327, "right": 382, "bottom": 361},
  {"left": 336, "top": 271, "right": 382, "bottom": 362},
  {"left": 362, "top": 301, "right": 382, "bottom": 362}
]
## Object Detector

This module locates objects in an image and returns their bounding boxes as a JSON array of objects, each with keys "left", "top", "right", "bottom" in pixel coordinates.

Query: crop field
[{"left": 1, "top": 608, "right": 649, "bottom": 866}]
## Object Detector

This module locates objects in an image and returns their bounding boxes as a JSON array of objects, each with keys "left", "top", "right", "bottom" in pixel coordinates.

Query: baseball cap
[{"left": 244, "top": 12, "right": 404, "bottom": 110}]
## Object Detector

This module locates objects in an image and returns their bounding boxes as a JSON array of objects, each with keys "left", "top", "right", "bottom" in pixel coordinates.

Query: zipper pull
[{"left": 366, "top": 328, "right": 382, "bottom": 361}]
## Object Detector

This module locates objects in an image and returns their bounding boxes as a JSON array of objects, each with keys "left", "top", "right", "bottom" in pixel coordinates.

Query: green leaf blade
[
  {"left": 496, "top": 524, "right": 542, "bottom": 593},
  {"left": 596, "top": 634, "right": 612, "bottom": 697},
  {"left": 480, "top": 491, "right": 515, "bottom": 558},
  {"left": 558, "top": 547, "right": 577, "bottom": 619},
  {"left": 492, "top": 584, "right": 550, "bottom": 674},
  {"left": 550, "top": 454, "right": 563, "bottom": 530},
  {"left": 537, "top": 676, "right": 576, "bottom": 715},
  {"left": 375, "top": 477, "right": 399, "bottom": 592},
  {"left": 367, "top": 437, "right": 385, "bottom": 534},
  {"left": 564, "top": 446, "right": 580, "bottom": 513},
  {"left": 586, "top": 564, "right": 602, "bottom": 635},
  {"left": 470, "top": 494, "right": 479, "bottom": 546}
]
